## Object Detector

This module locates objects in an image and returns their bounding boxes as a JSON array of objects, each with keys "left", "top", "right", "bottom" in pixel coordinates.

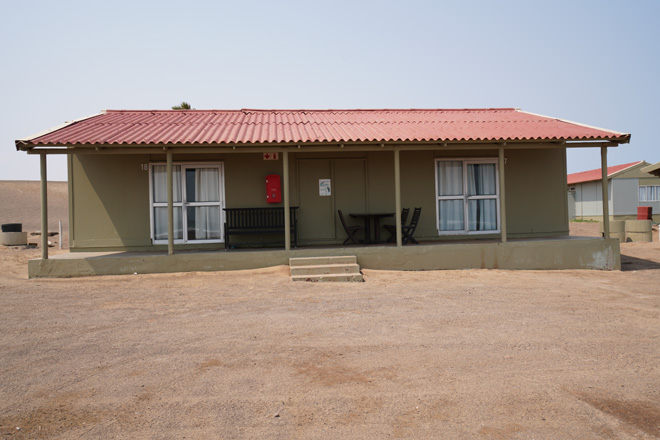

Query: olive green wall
[
  {"left": 69, "top": 154, "right": 152, "bottom": 249},
  {"left": 504, "top": 148, "right": 569, "bottom": 236},
  {"left": 68, "top": 147, "right": 569, "bottom": 251},
  {"left": 428, "top": 148, "right": 568, "bottom": 237},
  {"left": 638, "top": 177, "right": 660, "bottom": 186}
]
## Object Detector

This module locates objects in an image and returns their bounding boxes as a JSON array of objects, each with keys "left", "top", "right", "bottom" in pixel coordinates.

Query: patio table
[{"left": 349, "top": 212, "right": 394, "bottom": 244}]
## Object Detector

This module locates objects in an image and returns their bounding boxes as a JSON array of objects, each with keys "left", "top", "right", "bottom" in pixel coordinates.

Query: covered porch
[{"left": 16, "top": 108, "right": 630, "bottom": 277}]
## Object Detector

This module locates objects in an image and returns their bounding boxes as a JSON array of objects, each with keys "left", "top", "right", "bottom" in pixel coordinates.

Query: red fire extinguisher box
[{"left": 266, "top": 175, "right": 281, "bottom": 203}]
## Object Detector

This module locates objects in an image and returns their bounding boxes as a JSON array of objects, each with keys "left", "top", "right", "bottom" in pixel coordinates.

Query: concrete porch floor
[{"left": 28, "top": 236, "right": 621, "bottom": 278}]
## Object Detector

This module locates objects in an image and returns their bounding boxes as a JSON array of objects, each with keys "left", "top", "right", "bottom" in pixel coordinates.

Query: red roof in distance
[
  {"left": 567, "top": 161, "right": 643, "bottom": 185},
  {"left": 17, "top": 108, "right": 630, "bottom": 148}
]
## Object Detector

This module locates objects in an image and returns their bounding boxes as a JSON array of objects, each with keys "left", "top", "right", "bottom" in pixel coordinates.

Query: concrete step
[
  {"left": 289, "top": 256, "right": 357, "bottom": 267},
  {"left": 289, "top": 255, "right": 363, "bottom": 282},
  {"left": 290, "top": 263, "right": 361, "bottom": 276},
  {"left": 291, "top": 273, "right": 364, "bottom": 282}
]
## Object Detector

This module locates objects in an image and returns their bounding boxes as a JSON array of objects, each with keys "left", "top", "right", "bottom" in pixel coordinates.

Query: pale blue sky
[{"left": 2, "top": 0, "right": 658, "bottom": 181}]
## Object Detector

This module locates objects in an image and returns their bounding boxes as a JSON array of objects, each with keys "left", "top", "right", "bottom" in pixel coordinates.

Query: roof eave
[
  {"left": 15, "top": 111, "right": 106, "bottom": 151},
  {"left": 21, "top": 138, "right": 624, "bottom": 156}
]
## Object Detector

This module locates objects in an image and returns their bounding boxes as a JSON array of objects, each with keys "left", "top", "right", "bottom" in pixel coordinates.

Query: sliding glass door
[{"left": 151, "top": 163, "right": 224, "bottom": 244}]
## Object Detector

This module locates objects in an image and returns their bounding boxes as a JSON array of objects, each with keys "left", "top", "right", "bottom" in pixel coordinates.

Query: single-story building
[
  {"left": 16, "top": 108, "right": 630, "bottom": 277},
  {"left": 567, "top": 161, "right": 660, "bottom": 222}
]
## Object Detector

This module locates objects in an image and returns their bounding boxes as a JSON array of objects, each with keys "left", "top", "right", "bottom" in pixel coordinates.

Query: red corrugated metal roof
[
  {"left": 567, "top": 161, "right": 643, "bottom": 185},
  {"left": 17, "top": 108, "right": 630, "bottom": 148}
]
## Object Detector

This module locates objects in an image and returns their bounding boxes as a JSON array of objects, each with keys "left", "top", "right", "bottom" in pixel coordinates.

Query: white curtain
[
  {"left": 467, "top": 164, "right": 496, "bottom": 196},
  {"left": 193, "top": 168, "right": 220, "bottom": 239},
  {"left": 153, "top": 165, "right": 181, "bottom": 203},
  {"left": 154, "top": 207, "right": 182, "bottom": 240},
  {"left": 437, "top": 161, "right": 464, "bottom": 231},
  {"left": 438, "top": 199, "right": 464, "bottom": 231},
  {"left": 639, "top": 186, "right": 659, "bottom": 202},
  {"left": 196, "top": 168, "right": 219, "bottom": 202},
  {"left": 468, "top": 200, "right": 497, "bottom": 231},
  {"left": 467, "top": 164, "right": 497, "bottom": 231},
  {"left": 437, "top": 161, "right": 463, "bottom": 196}
]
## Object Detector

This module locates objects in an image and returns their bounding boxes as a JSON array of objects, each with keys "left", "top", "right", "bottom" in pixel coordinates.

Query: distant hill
[{"left": 0, "top": 181, "right": 68, "bottom": 237}]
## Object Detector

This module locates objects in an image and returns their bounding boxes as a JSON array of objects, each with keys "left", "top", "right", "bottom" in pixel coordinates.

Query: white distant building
[{"left": 567, "top": 161, "right": 660, "bottom": 222}]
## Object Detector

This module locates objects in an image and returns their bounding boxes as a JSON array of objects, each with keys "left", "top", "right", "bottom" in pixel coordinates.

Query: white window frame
[
  {"left": 639, "top": 185, "right": 660, "bottom": 202},
  {"left": 434, "top": 158, "right": 501, "bottom": 235},
  {"left": 149, "top": 162, "right": 226, "bottom": 244}
]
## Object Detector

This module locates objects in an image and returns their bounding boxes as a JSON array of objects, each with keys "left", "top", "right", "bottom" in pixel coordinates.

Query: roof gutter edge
[
  {"left": 15, "top": 110, "right": 107, "bottom": 151},
  {"left": 518, "top": 109, "right": 631, "bottom": 139}
]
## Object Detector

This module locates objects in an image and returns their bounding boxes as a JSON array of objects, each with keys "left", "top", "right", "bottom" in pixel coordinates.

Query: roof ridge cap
[{"left": 239, "top": 108, "right": 518, "bottom": 112}]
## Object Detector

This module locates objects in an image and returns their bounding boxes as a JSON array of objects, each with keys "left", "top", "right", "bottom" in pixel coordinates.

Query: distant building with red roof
[
  {"left": 567, "top": 161, "right": 660, "bottom": 221},
  {"left": 567, "top": 161, "right": 643, "bottom": 185}
]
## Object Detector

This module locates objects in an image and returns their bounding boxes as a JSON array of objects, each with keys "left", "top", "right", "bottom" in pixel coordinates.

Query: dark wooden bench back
[
  {"left": 224, "top": 207, "right": 298, "bottom": 229},
  {"left": 223, "top": 207, "right": 298, "bottom": 249}
]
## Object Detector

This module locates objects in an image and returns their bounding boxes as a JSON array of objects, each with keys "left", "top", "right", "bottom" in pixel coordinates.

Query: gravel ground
[{"left": 1, "top": 225, "right": 659, "bottom": 439}]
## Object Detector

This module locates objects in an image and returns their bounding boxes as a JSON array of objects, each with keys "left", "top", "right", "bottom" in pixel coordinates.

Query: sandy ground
[
  {"left": 0, "top": 181, "right": 69, "bottom": 248},
  {"left": 1, "top": 183, "right": 660, "bottom": 438}
]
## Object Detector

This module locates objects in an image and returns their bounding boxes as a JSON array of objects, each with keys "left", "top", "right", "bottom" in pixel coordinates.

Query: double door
[{"left": 297, "top": 158, "right": 366, "bottom": 242}]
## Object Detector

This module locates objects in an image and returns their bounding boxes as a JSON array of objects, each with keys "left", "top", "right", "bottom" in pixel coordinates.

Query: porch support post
[
  {"left": 167, "top": 150, "right": 174, "bottom": 255},
  {"left": 40, "top": 153, "right": 49, "bottom": 260},
  {"left": 394, "top": 148, "right": 402, "bottom": 247},
  {"left": 601, "top": 146, "right": 610, "bottom": 238},
  {"left": 283, "top": 151, "right": 291, "bottom": 251},
  {"left": 498, "top": 148, "right": 507, "bottom": 243}
]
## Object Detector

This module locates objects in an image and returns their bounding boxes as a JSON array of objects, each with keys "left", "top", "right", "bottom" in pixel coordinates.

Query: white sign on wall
[
  {"left": 263, "top": 152, "right": 279, "bottom": 160},
  {"left": 319, "top": 179, "right": 331, "bottom": 196}
]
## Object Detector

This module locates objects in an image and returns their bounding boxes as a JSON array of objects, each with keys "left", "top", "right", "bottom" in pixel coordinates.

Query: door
[
  {"left": 298, "top": 159, "right": 334, "bottom": 240},
  {"left": 297, "top": 158, "right": 367, "bottom": 243},
  {"left": 150, "top": 163, "right": 224, "bottom": 244}
]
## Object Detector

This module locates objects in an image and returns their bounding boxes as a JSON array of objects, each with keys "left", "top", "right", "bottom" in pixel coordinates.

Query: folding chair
[
  {"left": 401, "top": 207, "right": 421, "bottom": 245},
  {"left": 384, "top": 208, "right": 410, "bottom": 243},
  {"left": 337, "top": 210, "right": 363, "bottom": 245}
]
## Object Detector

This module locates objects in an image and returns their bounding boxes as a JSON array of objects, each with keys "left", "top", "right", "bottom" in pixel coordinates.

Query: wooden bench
[{"left": 223, "top": 207, "right": 298, "bottom": 249}]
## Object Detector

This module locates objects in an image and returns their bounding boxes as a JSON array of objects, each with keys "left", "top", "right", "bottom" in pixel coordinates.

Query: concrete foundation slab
[{"left": 27, "top": 237, "right": 621, "bottom": 278}]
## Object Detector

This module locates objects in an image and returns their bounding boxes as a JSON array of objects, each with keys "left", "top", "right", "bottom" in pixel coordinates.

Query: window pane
[
  {"left": 437, "top": 161, "right": 464, "bottom": 196},
  {"left": 154, "top": 207, "right": 183, "bottom": 240},
  {"left": 186, "top": 168, "right": 220, "bottom": 203},
  {"left": 153, "top": 165, "right": 182, "bottom": 203},
  {"left": 187, "top": 206, "right": 221, "bottom": 240},
  {"left": 467, "top": 163, "right": 496, "bottom": 196},
  {"left": 468, "top": 199, "right": 497, "bottom": 231},
  {"left": 438, "top": 199, "right": 464, "bottom": 231}
]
